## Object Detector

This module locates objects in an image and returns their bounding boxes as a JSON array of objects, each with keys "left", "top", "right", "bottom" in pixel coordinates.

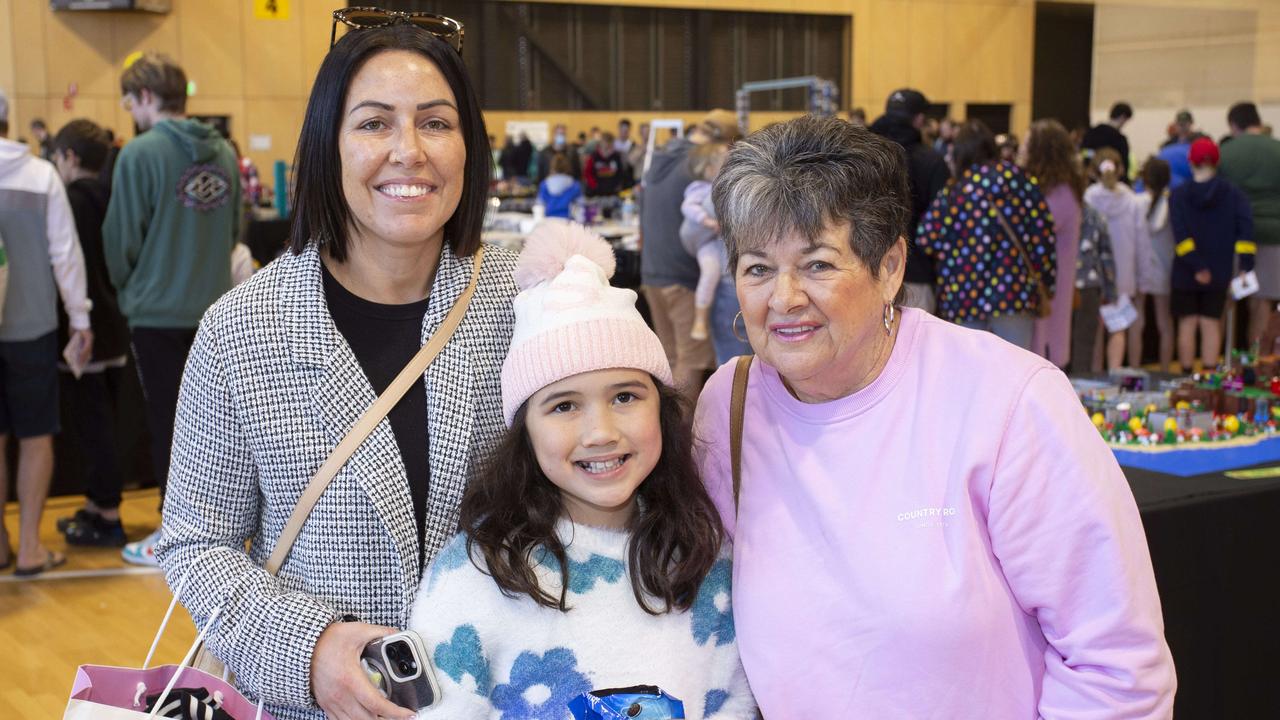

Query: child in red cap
[{"left": 1169, "top": 136, "right": 1255, "bottom": 370}]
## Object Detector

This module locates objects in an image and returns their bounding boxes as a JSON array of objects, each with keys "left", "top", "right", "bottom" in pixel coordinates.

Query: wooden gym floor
[{"left": 0, "top": 488, "right": 196, "bottom": 717}]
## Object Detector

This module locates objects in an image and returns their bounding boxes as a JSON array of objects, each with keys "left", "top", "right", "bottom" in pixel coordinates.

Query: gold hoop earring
[
  {"left": 732, "top": 310, "right": 749, "bottom": 344},
  {"left": 883, "top": 303, "right": 895, "bottom": 336}
]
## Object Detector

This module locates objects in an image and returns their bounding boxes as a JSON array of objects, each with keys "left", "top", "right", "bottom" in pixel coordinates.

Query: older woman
[
  {"left": 155, "top": 18, "right": 517, "bottom": 720},
  {"left": 695, "top": 116, "right": 1175, "bottom": 718}
]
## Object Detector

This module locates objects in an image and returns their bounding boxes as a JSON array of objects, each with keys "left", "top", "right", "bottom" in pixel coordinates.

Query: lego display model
[{"left": 1075, "top": 354, "right": 1280, "bottom": 451}]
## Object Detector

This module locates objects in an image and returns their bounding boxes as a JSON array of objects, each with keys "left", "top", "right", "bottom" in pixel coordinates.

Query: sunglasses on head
[{"left": 330, "top": 6, "right": 464, "bottom": 53}]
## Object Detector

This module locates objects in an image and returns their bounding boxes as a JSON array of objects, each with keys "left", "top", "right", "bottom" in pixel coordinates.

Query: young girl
[
  {"left": 538, "top": 152, "right": 583, "bottom": 220},
  {"left": 407, "top": 220, "right": 755, "bottom": 719},
  {"left": 1134, "top": 157, "right": 1175, "bottom": 371},
  {"left": 679, "top": 143, "right": 740, "bottom": 355},
  {"left": 1083, "top": 147, "right": 1142, "bottom": 369}
]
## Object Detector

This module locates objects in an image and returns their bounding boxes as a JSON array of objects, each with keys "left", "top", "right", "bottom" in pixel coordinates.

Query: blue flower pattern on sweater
[
  {"left": 434, "top": 625, "right": 491, "bottom": 695},
  {"left": 535, "top": 548, "right": 626, "bottom": 594},
  {"left": 491, "top": 648, "right": 592, "bottom": 719},
  {"left": 691, "top": 559, "right": 735, "bottom": 646},
  {"left": 427, "top": 535, "right": 472, "bottom": 592},
  {"left": 704, "top": 689, "right": 729, "bottom": 716}
]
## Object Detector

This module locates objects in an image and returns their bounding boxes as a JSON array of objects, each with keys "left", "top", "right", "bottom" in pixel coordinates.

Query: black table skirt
[{"left": 1127, "top": 464, "right": 1280, "bottom": 718}]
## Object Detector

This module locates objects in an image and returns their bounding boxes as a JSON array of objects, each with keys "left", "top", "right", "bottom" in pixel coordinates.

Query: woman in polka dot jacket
[{"left": 917, "top": 120, "right": 1057, "bottom": 349}]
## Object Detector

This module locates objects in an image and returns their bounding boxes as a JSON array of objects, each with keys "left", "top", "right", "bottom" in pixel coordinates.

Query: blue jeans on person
[
  {"left": 957, "top": 313, "right": 1034, "bottom": 350},
  {"left": 710, "top": 278, "right": 752, "bottom": 366}
]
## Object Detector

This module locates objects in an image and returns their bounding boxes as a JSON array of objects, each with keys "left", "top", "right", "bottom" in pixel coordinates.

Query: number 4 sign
[{"left": 254, "top": 0, "right": 290, "bottom": 20}]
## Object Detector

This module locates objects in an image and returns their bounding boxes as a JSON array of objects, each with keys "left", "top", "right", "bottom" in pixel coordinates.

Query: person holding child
[
  {"left": 695, "top": 115, "right": 1175, "bottom": 718},
  {"left": 680, "top": 142, "right": 751, "bottom": 364},
  {"left": 408, "top": 220, "right": 754, "bottom": 718},
  {"left": 156, "top": 18, "right": 518, "bottom": 720}
]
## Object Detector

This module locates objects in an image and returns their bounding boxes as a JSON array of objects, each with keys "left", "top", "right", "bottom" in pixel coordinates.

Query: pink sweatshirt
[{"left": 694, "top": 307, "right": 1175, "bottom": 719}]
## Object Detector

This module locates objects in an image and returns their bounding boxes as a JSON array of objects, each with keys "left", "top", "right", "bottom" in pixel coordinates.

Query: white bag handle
[
  {"left": 143, "top": 606, "right": 223, "bottom": 719},
  {"left": 140, "top": 547, "right": 266, "bottom": 718},
  {"left": 143, "top": 546, "right": 221, "bottom": 670}
]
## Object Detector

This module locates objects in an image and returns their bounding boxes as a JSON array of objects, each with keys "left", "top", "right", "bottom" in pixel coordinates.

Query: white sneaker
[{"left": 122, "top": 527, "right": 162, "bottom": 567}]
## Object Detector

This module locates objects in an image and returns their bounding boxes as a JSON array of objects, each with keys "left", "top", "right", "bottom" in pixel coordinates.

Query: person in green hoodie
[
  {"left": 1220, "top": 102, "right": 1280, "bottom": 350},
  {"left": 103, "top": 52, "right": 241, "bottom": 566}
]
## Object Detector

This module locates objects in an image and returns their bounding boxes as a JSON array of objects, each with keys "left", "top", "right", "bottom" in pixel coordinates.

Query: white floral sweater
[{"left": 407, "top": 519, "right": 756, "bottom": 719}]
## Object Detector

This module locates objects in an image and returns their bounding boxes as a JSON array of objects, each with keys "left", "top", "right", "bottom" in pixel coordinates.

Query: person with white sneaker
[{"left": 103, "top": 54, "right": 241, "bottom": 565}]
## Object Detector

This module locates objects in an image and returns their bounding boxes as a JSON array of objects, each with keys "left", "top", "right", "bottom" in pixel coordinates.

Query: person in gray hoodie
[
  {"left": 103, "top": 53, "right": 241, "bottom": 566},
  {"left": 639, "top": 110, "right": 741, "bottom": 398},
  {"left": 0, "top": 88, "right": 93, "bottom": 576}
]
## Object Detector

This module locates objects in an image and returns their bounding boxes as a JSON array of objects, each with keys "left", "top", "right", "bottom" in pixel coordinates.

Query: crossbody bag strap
[
  {"left": 264, "top": 247, "right": 486, "bottom": 575},
  {"left": 729, "top": 354, "right": 752, "bottom": 515},
  {"left": 995, "top": 212, "right": 1043, "bottom": 289}
]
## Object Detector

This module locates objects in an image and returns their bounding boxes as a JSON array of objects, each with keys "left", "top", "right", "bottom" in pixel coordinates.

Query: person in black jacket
[
  {"left": 1083, "top": 102, "right": 1134, "bottom": 182},
  {"left": 1170, "top": 137, "right": 1255, "bottom": 371},
  {"left": 869, "top": 88, "right": 950, "bottom": 313},
  {"left": 50, "top": 119, "right": 132, "bottom": 547}
]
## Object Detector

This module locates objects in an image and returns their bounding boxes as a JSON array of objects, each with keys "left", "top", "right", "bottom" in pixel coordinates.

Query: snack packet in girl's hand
[{"left": 568, "top": 686, "right": 686, "bottom": 719}]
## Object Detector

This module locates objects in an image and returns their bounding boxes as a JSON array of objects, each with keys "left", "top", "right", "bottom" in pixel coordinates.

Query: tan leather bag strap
[
  {"left": 995, "top": 212, "right": 1043, "bottom": 290},
  {"left": 264, "top": 247, "right": 486, "bottom": 575},
  {"left": 729, "top": 354, "right": 752, "bottom": 515}
]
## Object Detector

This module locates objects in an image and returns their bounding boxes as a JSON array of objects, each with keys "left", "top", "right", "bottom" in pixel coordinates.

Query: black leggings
[
  {"left": 131, "top": 327, "right": 197, "bottom": 497},
  {"left": 65, "top": 367, "right": 130, "bottom": 509}
]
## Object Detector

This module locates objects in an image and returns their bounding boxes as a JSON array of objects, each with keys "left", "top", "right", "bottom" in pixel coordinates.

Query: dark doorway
[
  {"left": 966, "top": 104, "right": 1012, "bottom": 135},
  {"left": 1033, "top": 2, "right": 1094, "bottom": 132}
]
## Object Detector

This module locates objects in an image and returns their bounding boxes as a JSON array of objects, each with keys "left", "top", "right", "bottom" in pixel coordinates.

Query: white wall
[{"left": 1091, "top": 1, "right": 1280, "bottom": 162}]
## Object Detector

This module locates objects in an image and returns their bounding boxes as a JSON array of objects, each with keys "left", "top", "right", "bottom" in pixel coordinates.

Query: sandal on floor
[{"left": 14, "top": 550, "right": 67, "bottom": 577}]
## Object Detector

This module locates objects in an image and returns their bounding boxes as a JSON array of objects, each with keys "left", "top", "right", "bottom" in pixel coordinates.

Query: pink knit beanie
[{"left": 501, "top": 220, "right": 673, "bottom": 425}]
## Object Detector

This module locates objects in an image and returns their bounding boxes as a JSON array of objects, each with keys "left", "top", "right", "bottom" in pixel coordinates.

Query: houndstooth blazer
[{"left": 155, "top": 242, "right": 518, "bottom": 720}]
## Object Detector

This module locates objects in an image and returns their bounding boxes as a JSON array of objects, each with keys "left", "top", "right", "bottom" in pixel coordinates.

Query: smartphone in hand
[{"left": 361, "top": 630, "right": 442, "bottom": 712}]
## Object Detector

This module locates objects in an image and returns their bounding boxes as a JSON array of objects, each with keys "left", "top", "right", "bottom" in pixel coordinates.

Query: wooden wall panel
[
  {"left": 244, "top": 97, "right": 305, "bottom": 166},
  {"left": 179, "top": 0, "right": 243, "bottom": 99},
  {"left": 3, "top": 0, "right": 1267, "bottom": 187},
  {"left": 243, "top": 2, "right": 306, "bottom": 98},
  {"left": 10, "top": 0, "right": 48, "bottom": 97},
  {"left": 108, "top": 10, "right": 180, "bottom": 85},
  {"left": 907, "top": 2, "right": 950, "bottom": 104},
  {"left": 45, "top": 10, "right": 116, "bottom": 98}
]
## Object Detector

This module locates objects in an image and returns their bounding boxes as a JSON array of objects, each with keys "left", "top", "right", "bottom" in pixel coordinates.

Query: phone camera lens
[
  {"left": 398, "top": 661, "right": 412, "bottom": 675},
  {"left": 386, "top": 643, "right": 401, "bottom": 659}
]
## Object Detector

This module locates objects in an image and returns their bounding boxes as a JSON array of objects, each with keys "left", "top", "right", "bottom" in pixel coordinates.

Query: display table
[{"left": 1126, "top": 463, "right": 1280, "bottom": 717}]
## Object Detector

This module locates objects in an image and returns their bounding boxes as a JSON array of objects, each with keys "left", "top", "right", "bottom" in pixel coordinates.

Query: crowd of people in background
[
  {"left": 792, "top": 93, "right": 1278, "bottom": 382},
  {"left": 3, "top": 58, "right": 1280, "bottom": 584},
  {"left": 0, "top": 12, "right": 1196, "bottom": 715},
  {"left": 0, "top": 52, "right": 253, "bottom": 576}
]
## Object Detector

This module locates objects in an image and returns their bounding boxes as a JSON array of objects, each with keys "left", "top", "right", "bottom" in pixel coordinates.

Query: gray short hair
[{"left": 712, "top": 115, "right": 911, "bottom": 282}]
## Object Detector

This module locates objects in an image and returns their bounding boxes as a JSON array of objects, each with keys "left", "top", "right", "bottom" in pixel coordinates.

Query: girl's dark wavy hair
[
  {"left": 288, "top": 24, "right": 491, "bottom": 261},
  {"left": 459, "top": 379, "right": 723, "bottom": 614}
]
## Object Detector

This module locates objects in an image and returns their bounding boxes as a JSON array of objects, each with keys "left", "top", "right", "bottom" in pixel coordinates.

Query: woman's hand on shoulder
[{"left": 312, "top": 621, "right": 416, "bottom": 720}]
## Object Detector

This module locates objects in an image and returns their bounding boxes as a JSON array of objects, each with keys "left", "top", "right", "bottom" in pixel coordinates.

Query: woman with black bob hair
[{"left": 156, "top": 17, "right": 519, "bottom": 720}]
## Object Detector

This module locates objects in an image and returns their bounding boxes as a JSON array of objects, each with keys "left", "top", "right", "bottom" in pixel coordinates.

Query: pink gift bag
[
  {"left": 64, "top": 555, "right": 274, "bottom": 719},
  {"left": 65, "top": 663, "right": 272, "bottom": 719}
]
